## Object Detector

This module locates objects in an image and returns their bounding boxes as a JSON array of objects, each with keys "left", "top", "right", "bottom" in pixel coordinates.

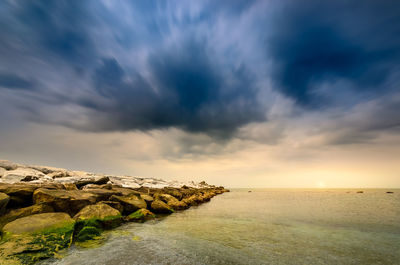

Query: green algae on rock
[
  {"left": 0, "top": 212, "right": 75, "bottom": 265},
  {"left": 73, "top": 203, "right": 123, "bottom": 231},
  {"left": 76, "top": 226, "right": 101, "bottom": 242},
  {"left": 126, "top": 208, "right": 155, "bottom": 222}
]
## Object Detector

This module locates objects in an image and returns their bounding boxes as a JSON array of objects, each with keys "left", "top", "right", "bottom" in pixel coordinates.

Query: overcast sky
[{"left": 0, "top": 0, "right": 399, "bottom": 188}]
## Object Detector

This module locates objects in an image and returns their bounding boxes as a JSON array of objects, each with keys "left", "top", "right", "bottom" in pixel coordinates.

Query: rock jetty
[{"left": 0, "top": 160, "right": 229, "bottom": 265}]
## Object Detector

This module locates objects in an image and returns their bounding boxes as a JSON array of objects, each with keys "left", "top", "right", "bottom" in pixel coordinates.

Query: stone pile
[{"left": 0, "top": 160, "right": 229, "bottom": 265}]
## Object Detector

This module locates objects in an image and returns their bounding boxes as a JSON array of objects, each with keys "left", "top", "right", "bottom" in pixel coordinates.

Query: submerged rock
[{"left": 0, "top": 212, "right": 75, "bottom": 265}]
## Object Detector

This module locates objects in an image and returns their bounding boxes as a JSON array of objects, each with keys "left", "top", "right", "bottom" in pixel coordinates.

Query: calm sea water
[{"left": 41, "top": 189, "right": 400, "bottom": 265}]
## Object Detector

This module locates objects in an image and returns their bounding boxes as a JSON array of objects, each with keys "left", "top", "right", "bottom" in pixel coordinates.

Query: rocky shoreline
[{"left": 0, "top": 160, "right": 229, "bottom": 265}]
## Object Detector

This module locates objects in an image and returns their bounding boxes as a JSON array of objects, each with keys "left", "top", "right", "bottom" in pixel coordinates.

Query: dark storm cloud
[
  {"left": 11, "top": 0, "right": 95, "bottom": 63},
  {"left": 89, "top": 40, "right": 264, "bottom": 136},
  {"left": 268, "top": 0, "right": 400, "bottom": 106},
  {"left": 0, "top": 0, "right": 399, "bottom": 143},
  {"left": 0, "top": 73, "right": 34, "bottom": 90}
]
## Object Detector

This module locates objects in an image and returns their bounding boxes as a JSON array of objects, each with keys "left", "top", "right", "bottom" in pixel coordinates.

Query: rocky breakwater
[{"left": 0, "top": 160, "right": 229, "bottom": 265}]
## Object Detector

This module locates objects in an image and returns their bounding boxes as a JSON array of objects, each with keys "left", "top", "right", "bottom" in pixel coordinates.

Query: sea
[{"left": 41, "top": 189, "right": 400, "bottom": 265}]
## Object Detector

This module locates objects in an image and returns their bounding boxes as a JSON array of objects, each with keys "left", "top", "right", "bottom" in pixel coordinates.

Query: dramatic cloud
[
  {"left": 267, "top": 0, "right": 400, "bottom": 107},
  {"left": 0, "top": 0, "right": 399, "bottom": 187}
]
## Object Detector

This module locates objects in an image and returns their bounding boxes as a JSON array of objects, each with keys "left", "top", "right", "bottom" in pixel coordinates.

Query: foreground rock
[
  {"left": 0, "top": 204, "right": 54, "bottom": 229},
  {"left": 0, "top": 213, "right": 75, "bottom": 264},
  {"left": 0, "top": 159, "right": 229, "bottom": 265}
]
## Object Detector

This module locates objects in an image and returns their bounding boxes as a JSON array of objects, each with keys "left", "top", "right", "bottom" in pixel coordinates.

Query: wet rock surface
[{"left": 0, "top": 159, "right": 229, "bottom": 264}]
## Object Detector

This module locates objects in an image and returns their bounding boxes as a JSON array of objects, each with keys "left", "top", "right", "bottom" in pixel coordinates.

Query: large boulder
[
  {"left": 33, "top": 188, "right": 98, "bottom": 215},
  {"left": 0, "top": 183, "right": 38, "bottom": 207},
  {"left": 110, "top": 194, "right": 147, "bottom": 214},
  {"left": 74, "top": 203, "right": 121, "bottom": 222},
  {"left": 150, "top": 199, "right": 174, "bottom": 214},
  {"left": 1, "top": 167, "right": 46, "bottom": 183},
  {"left": 156, "top": 193, "right": 187, "bottom": 210},
  {"left": 0, "top": 203, "right": 54, "bottom": 229},
  {"left": 0, "top": 213, "right": 75, "bottom": 264},
  {"left": 73, "top": 203, "right": 122, "bottom": 242},
  {"left": 0, "top": 192, "right": 10, "bottom": 215}
]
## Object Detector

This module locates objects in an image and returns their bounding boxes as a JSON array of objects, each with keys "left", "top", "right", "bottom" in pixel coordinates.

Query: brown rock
[
  {"left": 33, "top": 188, "right": 98, "bottom": 215},
  {"left": 63, "top": 183, "right": 78, "bottom": 190},
  {"left": 156, "top": 193, "right": 187, "bottom": 210},
  {"left": 111, "top": 187, "right": 139, "bottom": 196},
  {"left": 140, "top": 194, "right": 154, "bottom": 208},
  {"left": 74, "top": 203, "right": 121, "bottom": 221},
  {"left": 110, "top": 194, "right": 147, "bottom": 214},
  {"left": 100, "top": 201, "right": 124, "bottom": 213},
  {"left": 82, "top": 183, "right": 113, "bottom": 190},
  {"left": 0, "top": 203, "right": 54, "bottom": 228},
  {"left": 76, "top": 176, "right": 110, "bottom": 189},
  {"left": 151, "top": 199, "right": 174, "bottom": 214},
  {"left": 162, "top": 188, "right": 183, "bottom": 200},
  {"left": 85, "top": 188, "right": 122, "bottom": 201},
  {"left": 126, "top": 208, "right": 155, "bottom": 222},
  {"left": 0, "top": 192, "right": 10, "bottom": 215},
  {"left": 0, "top": 183, "right": 37, "bottom": 207}
]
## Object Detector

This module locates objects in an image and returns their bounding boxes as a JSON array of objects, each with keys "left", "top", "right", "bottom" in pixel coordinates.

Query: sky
[{"left": 0, "top": 0, "right": 399, "bottom": 188}]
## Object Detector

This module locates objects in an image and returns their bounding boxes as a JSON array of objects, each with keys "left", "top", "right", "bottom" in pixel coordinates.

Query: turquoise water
[{"left": 42, "top": 189, "right": 400, "bottom": 265}]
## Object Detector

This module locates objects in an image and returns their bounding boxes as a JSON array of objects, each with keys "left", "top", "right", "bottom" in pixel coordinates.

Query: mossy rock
[
  {"left": 74, "top": 203, "right": 122, "bottom": 231},
  {"left": 76, "top": 226, "right": 101, "bottom": 242},
  {"left": 0, "top": 212, "right": 75, "bottom": 265},
  {"left": 126, "top": 209, "right": 155, "bottom": 222},
  {"left": 150, "top": 199, "right": 174, "bottom": 214}
]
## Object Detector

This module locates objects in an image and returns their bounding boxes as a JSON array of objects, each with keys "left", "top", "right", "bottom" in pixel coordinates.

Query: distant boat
[
  {"left": 248, "top": 190, "right": 252, "bottom": 193},
  {"left": 356, "top": 191, "right": 364, "bottom": 193},
  {"left": 386, "top": 191, "right": 394, "bottom": 194}
]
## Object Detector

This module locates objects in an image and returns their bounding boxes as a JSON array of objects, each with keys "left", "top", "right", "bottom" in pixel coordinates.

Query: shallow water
[{"left": 41, "top": 189, "right": 400, "bottom": 265}]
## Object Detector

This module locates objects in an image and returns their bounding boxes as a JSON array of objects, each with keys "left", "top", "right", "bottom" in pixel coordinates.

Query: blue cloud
[
  {"left": 0, "top": 73, "right": 34, "bottom": 90},
  {"left": 267, "top": 0, "right": 400, "bottom": 107}
]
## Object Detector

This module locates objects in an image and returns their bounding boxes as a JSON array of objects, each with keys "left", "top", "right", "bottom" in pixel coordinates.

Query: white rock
[
  {"left": 0, "top": 167, "right": 6, "bottom": 178},
  {"left": 1, "top": 167, "right": 46, "bottom": 183},
  {"left": 0, "top": 160, "right": 20, "bottom": 170}
]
